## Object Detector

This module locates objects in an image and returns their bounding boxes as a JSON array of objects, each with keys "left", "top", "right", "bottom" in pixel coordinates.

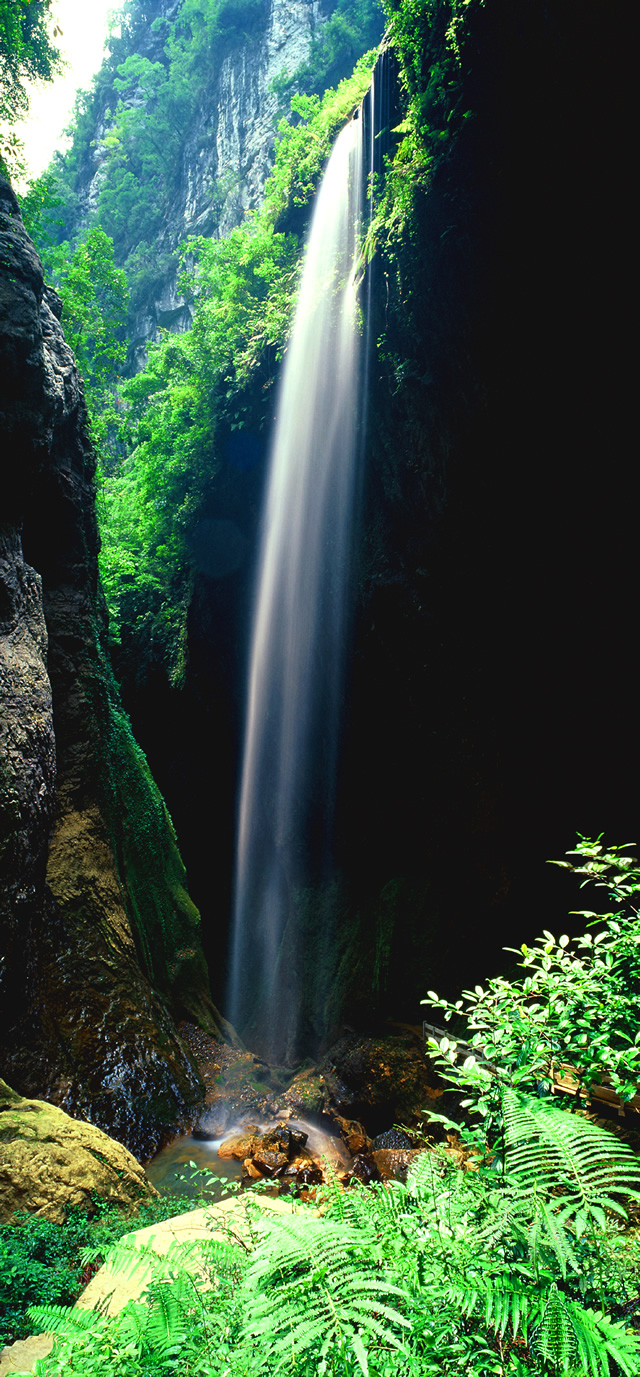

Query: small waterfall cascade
[{"left": 228, "top": 113, "right": 365, "bottom": 1062}]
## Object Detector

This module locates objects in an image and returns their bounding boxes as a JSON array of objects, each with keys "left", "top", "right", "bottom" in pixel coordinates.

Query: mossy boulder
[{"left": 0, "top": 1079, "right": 157, "bottom": 1224}]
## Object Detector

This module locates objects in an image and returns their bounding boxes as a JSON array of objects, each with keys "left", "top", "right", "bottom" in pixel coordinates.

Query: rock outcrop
[
  {"left": 66, "top": 0, "right": 333, "bottom": 364},
  {"left": 0, "top": 1079, "right": 157, "bottom": 1224},
  {"left": 0, "top": 178, "right": 221, "bottom": 1159}
]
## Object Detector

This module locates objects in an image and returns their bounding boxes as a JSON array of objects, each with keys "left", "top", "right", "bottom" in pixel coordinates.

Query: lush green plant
[
  {"left": 50, "top": 228, "right": 129, "bottom": 453},
  {"left": 0, "top": 1195, "right": 200, "bottom": 1349},
  {"left": 0, "top": 0, "right": 62, "bottom": 174},
  {"left": 25, "top": 1122, "right": 640, "bottom": 1376},
  {"left": 423, "top": 837, "right": 640, "bottom": 1107}
]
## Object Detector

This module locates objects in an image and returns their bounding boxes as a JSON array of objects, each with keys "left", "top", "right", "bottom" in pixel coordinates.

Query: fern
[
  {"left": 27, "top": 1303, "right": 102, "bottom": 1339},
  {"left": 567, "top": 1301, "right": 640, "bottom": 1377},
  {"left": 502, "top": 1089, "right": 640, "bottom": 1233},
  {"left": 531, "top": 1283, "right": 580, "bottom": 1371},
  {"left": 240, "top": 1212, "right": 411, "bottom": 1374}
]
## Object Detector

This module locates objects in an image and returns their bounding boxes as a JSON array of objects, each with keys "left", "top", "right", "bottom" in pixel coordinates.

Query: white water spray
[{"left": 228, "top": 115, "right": 364, "bottom": 1060}]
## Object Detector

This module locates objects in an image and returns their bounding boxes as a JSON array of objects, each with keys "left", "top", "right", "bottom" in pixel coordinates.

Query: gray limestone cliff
[
  {"left": 65, "top": 0, "right": 329, "bottom": 365},
  {"left": 0, "top": 176, "right": 222, "bottom": 1159}
]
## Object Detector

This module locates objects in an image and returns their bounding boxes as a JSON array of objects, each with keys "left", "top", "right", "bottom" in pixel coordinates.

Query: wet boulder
[
  {"left": 372, "top": 1148, "right": 422, "bottom": 1182},
  {"left": 349, "top": 1153, "right": 381, "bottom": 1185},
  {"left": 371, "top": 1128, "right": 414, "bottom": 1151},
  {"left": 286, "top": 1158, "right": 324, "bottom": 1186},
  {"left": 320, "top": 1031, "right": 436, "bottom": 1132},
  {"left": 252, "top": 1149, "right": 289, "bottom": 1177}
]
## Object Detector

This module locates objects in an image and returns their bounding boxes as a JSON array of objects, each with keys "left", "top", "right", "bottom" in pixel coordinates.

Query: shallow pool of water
[
  {"left": 146, "top": 1135, "right": 243, "bottom": 1200},
  {"left": 147, "top": 1114, "right": 351, "bottom": 1200}
]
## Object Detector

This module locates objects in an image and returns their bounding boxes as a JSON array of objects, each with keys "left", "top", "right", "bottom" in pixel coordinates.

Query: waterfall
[{"left": 228, "top": 112, "right": 365, "bottom": 1063}]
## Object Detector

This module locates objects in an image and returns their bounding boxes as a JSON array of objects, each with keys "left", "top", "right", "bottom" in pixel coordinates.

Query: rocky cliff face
[
  {"left": 68, "top": 0, "right": 327, "bottom": 365},
  {"left": 0, "top": 176, "right": 221, "bottom": 1159}
]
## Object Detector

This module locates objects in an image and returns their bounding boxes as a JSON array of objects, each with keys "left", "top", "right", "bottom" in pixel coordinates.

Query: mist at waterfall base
[{"left": 227, "top": 114, "right": 366, "bottom": 1065}]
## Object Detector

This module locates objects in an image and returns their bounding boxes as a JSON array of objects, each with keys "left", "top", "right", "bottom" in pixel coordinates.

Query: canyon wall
[{"left": 0, "top": 177, "right": 221, "bottom": 1158}]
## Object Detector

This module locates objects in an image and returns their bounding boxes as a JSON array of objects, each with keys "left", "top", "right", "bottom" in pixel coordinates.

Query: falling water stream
[{"left": 228, "top": 113, "right": 365, "bottom": 1062}]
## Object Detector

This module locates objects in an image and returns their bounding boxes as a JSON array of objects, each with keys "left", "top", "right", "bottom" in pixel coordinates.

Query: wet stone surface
[{"left": 168, "top": 1021, "right": 443, "bottom": 1194}]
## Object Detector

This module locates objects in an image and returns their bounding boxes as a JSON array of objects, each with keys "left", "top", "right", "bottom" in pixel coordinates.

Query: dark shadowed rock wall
[
  {"left": 0, "top": 177, "right": 223, "bottom": 1157},
  {"left": 335, "top": 0, "right": 639, "bottom": 1014}
]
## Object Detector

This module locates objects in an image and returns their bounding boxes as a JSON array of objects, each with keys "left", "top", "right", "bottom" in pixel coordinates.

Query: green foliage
[
  {"left": 424, "top": 837, "right": 640, "bottom": 1107},
  {"left": 98, "top": 218, "right": 298, "bottom": 667},
  {"left": 366, "top": 0, "right": 480, "bottom": 259},
  {"left": 50, "top": 227, "right": 129, "bottom": 450},
  {"left": 17, "top": 167, "right": 63, "bottom": 242},
  {"left": 265, "top": 52, "right": 377, "bottom": 222},
  {"left": 240, "top": 1210, "right": 410, "bottom": 1372},
  {"left": 24, "top": 1120, "right": 640, "bottom": 1376},
  {"left": 0, "top": 1196, "right": 195, "bottom": 1348},
  {"left": 500, "top": 1089, "right": 640, "bottom": 1236},
  {"left": 0, "top": 0, "right": 62, "bottom": 171}
]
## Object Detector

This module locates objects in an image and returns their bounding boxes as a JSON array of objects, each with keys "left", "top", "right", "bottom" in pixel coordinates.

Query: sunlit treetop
[{"left": 0, "top": 0, "right": 63, "bottom": 122}]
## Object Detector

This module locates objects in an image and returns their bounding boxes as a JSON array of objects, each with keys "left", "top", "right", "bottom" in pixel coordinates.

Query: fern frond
[
  {"left": 240, "top": 1212, "right": 410, "bottom": 1369},
  {"left": 142, "top": 1281, "right": 189, "bottom": 1355},
  {"left": 446, "top": 1276, "right": 545, "bottom": 1342},
  {"left": 566, "top": 1300, "right": 640, "bottom": 1377},
  {"left": 502, "top": 1089, "right": 640, "bottom": 1231},
  {"left": 27, "top": 1302, "right": 103, "bottom": 1338},
  {"left": 534, "top": 1197, "right": 580, "bottom": 1278},
  {"left": 532, "top": 1283, "right": 579, "bottom": 1371}
]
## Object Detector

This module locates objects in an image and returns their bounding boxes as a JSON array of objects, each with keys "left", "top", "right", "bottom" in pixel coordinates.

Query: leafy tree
[
  {"left": 54, "top": 228, "right": 129, "bottom": 402},
  {"left": 0, "top": 0, "right": 62, "bottom": 175},
  {"left": 18, "top": 166, "right": 63, "bottom": 242},
  {"left": 0, "top": 0, "right": 61, "bottom": 114}
]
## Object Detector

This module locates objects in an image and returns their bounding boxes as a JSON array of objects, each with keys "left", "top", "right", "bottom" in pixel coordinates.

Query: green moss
[{"left": 82, "top": 597, "right": 219, "bottom": 1035}]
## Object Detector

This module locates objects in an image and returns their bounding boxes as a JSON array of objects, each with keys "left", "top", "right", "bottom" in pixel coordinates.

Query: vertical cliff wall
[
  {"left": 48, "top": 0, "right": 380, "bottom": 364},
  {"left": 0, "top": 177, "right": 222, "bottom": 1158}
]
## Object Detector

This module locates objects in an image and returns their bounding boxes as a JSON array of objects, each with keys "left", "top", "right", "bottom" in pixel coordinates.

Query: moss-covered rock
[{"left": 0, "top": 1079, "right": 157, "bottom": 1224}]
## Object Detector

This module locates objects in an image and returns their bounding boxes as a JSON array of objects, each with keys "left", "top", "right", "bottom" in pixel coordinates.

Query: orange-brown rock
[
  {"left": 333, "top": 1116, "right": 371, "bottom": 1154},
  {"left": 252, "top": 1149, "right": 289, "bottom": 1177},
  {"left": 372, "top": 1148, "right": 422, "bottom": 1182},
  {"left": 218, "top": 1133, "right": 260, "bottom": 1160},
  {"left": 290, "top": 1159, "right": 324, "bottom": 1185}
]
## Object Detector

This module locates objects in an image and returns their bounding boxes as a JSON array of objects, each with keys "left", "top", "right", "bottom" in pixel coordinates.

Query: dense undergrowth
[
  {"left": 1, "top": 839, "right": 639, "bottom": 1375},
  {"left": 0, "top": 1194, "right": 200, "bottom": 1349}
]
